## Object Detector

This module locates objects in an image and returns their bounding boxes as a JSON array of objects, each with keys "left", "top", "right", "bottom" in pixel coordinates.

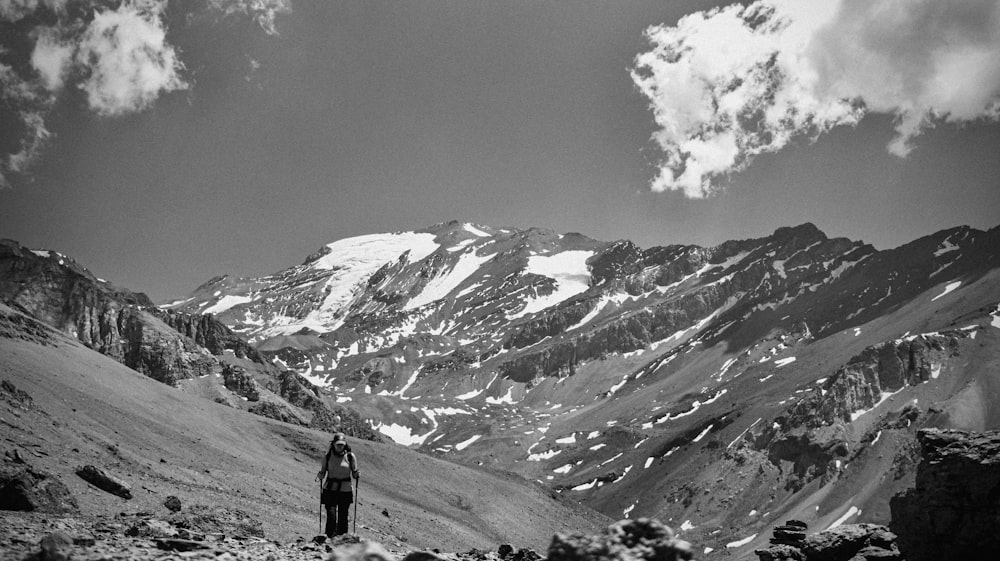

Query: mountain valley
[{"left": 3, "top": 221, "right": 999, "bottom": 558}]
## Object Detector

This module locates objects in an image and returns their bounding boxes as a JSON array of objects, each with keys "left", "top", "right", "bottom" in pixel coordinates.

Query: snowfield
[{"left": 510, "top": 250, "right": 594, "bottom": 319}]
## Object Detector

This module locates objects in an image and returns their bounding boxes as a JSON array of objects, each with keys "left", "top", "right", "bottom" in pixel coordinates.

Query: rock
[
  {"left": 498, "top": 544, "right": 514, "bottom": 558},
  {"left": 889, "top": 428, "right": 1000, "bottom": 561},
  {"left": 221, "top": 364, "right": 260, "bottom": 401},
  {"left": 0, "top": 461, "right": 78, "bottom": 513},
  {"left": 771, "top": 528, "right": 807, "bottom": 544},
  {"left": 402, "top": 551, "right": 446, "bottom": 561},
  {"left": 511, "top": 548, "right": 542, "bottom": 561},
  {"left": 328, "top": 541, "right": 395, "bottom": 561},
  {"left": 154, "top": 537, "right": 211, "bottom": 552},
  {"left": 165, "top": 504, "right": 265, "bottom": 538},
  {"left": 163, "top": 495, "right": 182, "bottom": 512},
  {"left": 37, "top": 531, "right": 73, "bottom": 561},
  {"left": 755, "top": 524, "right": 899, "bottom": 561},
  {"left": 754, "top": 544, "right": 805, "bottom": 561},
  {"left": 125, "top": 518, "right": 178, "bottom": 538},
  {"left": 548, "top": 518, "right": 693, "bottom": 561},
  {"left": 75, "top": 465, "right": 132, "bottom": 499}
]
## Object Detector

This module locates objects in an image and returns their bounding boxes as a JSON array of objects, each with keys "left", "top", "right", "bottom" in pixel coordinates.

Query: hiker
[{"left": 315, "top": 432, "right": 359, "bottom": 537}]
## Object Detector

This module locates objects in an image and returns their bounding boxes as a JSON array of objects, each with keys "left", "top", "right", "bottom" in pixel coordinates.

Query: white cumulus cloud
[
  {"left": 632, "top": 0, "right": 1000, "bottom": 197},
  {"left": 74, "top": 2, "right": 186, "bottom": 116},
  {"left": 0, "top": 0, "right": 293, "bottom": 187}
]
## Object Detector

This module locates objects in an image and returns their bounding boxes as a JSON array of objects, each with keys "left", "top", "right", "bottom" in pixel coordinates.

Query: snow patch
[
  {"left": 826, "top": 506, "right": 860, "bottom": 530},
  {"left": 691, "top": 425, "right": 714, "bottom": 443},
  {"left": 680, "top": 520, "right": 694, "bottom": 531},
  {"left": 774, "top": 357, "right": 797, "bottom": 367},
  {"left": 726, "top": 534, "right": 757, "bottom": 548},
  {"left": 850, "top": 387, "right": 905, "bottom": 422},
  {"left": 931, "top": 281, "right": 962, "bottom": 302},
  {"left": 405, "top": 248, "right": 493, "bottom": 310},
  {"left": 464, "top": 223, "right": 490, "bottom": 237},
  {"left": 204, "top": 295, "right": 252, "bottom": 315},
  {"left": 509, "top": 251, "right": 594, "bottom": 319},
  {"left": 455, "top": 434, "right": 482, "bottom": 451},
  {"left": 527, "top": 449, "right": 561, "bottom": 461},
  {"left": 644, "top": 457, "right": 655, "bottom": 469},
  {"left": 456, "top": 388, "right": 484, "bottom": 400}
]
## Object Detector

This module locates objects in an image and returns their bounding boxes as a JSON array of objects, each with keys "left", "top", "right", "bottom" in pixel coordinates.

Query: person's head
[{"left": 331, "top": 432, "right": 347, "bottom": 453}]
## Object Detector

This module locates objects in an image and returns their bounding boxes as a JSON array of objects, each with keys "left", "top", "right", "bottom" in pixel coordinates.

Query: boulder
[
  {"left": 800, "top": 524, "right": 899, "bottom": 561},
  {"left": 126, "top": 518, "right": 178, "bottom": 538},
  {"left": 163, "top": 495, "right": 182, "bottom": 512},
  {"left": 0, "top": 461, "right": 78, "bottom": 513},
  {"left": 329, "top": 541, "right": 395, "bottom": 561},
  {"left": 75, "top": 465, "right": 132, "bottom": 499},
  {"left": 222, "top": 364, "right": 260, "bottom": 401},
  {"left": 754, "top": 524, "right": 900, "bottom": 561},
  {"left": 548, "top": 518, "right": 693, "bottom": 561},
  {"left": 37, "top": 531, "right": 73, "bottom": 561}
]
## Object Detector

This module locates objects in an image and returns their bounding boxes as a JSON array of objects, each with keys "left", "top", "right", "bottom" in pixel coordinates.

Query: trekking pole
[
  {"left": 353, "top": 476, "right": 359, "bottom": 534},
  {"left": 318, "top": 478, "right": 323, "bottom": 536}
]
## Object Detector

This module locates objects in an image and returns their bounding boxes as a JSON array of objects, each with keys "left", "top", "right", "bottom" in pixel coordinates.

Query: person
[{"left": 315, "top": 432, "right": 359, "bottom": 537}]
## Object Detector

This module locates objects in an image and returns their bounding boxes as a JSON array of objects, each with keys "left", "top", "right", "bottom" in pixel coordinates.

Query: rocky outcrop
[
  {"left": 784, "top": 333, "right": 963, "bottom": 429},
  {"left": 889, "top": 428, "right": 1000, "bottom": 561},
  {"left": 275, "top": 370, "right": 321, "bottom": 409},
  {"left": 548, "top": 518, "right": 692, "bottom": 561},
  {"left": 148, "top": 308, "right": 261, "bottom": 362},
  {"left": 0, "top": 240, "right": 224, "bottom": 385},
  {"left": 311, "top": 404, "right": 384, "bottom": 442},
  {"left": 755, "top": 522, "right": 900, "bottom": 561},
  {"left": 222, "top": 364, "right": 260, "bottom": 401},
  {"left": 749, "top": 332, "right": 965, "bottom": 489},
  {"left": 0, "top": 456, "right": 78, "bottom": 513},
  {"left": 247, "top": 401, "right": 304, "bottom": 425}
]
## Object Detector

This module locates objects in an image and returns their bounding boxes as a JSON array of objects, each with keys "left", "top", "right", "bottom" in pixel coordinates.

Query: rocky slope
[{"left": 0, "top": 313, "right": 611, "bottom": 552}]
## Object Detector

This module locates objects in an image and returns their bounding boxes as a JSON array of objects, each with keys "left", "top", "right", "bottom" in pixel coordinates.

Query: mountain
[{"left": 164, "top": 220, "right": 1000, "bottom": 555}]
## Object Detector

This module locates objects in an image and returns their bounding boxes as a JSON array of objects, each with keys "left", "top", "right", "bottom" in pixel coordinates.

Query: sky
[{"left": 1, "top": 0, "right": 998, "bottom": 303}]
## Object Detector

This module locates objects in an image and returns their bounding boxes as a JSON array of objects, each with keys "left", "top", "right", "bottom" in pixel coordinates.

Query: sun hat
[{"left": 332, "top": 432, "right": 347, "bottom": 444}]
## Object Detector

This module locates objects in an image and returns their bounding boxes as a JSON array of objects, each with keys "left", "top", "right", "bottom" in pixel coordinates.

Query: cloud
[
  {"left": 631, "top": 0, "right": 1000, "bottom": 197},
  {"left": 208, "top": 0, "right": 291, "bottom": 36},
  {"left": 0, "top": 0, "right": 292, "bottom": 187},
  {"left": 0, "top": 0, "right": 69, "bottom": 22},
  {"left": 0, "top": 62, "right": 52, "bottom": 188},
  {"left": 74, "top": 2, "right": 186, "bottom": 116}
]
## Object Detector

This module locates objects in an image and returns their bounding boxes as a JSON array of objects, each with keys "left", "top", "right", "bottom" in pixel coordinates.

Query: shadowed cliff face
[{"left": 890, "top": 428, "right": 1000, "bottom": 561}]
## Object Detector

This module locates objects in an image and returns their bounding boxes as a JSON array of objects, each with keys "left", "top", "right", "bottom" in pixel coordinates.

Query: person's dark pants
[{"left": 321, "top": 490, "right": 353, "bottom": 536}]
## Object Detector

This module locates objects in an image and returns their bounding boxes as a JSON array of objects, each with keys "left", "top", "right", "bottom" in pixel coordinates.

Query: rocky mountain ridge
[{"left": 161, "top": 220, "right": 1000, "bottom": 556}]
